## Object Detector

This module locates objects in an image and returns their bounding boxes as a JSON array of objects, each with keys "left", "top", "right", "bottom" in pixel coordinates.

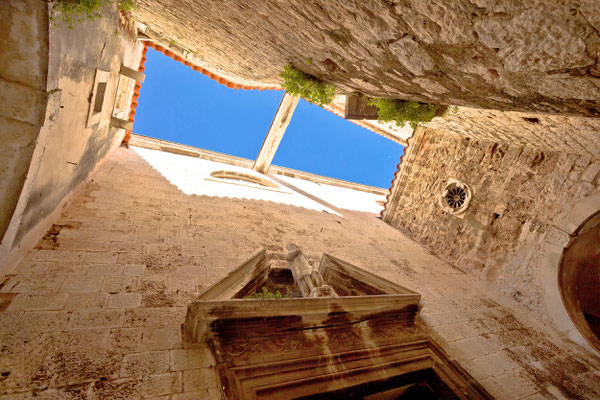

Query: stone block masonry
[
  {"left": 429, "top": 107, "right": 600, "bottom": 158},
  {"left": 0, "top": 147, "right": 599, "bottom": 399},
  {"left": 385, "top": 127, "right": 600, "bottom": 320},
  {"left": 132, "top": 0, "right": 600, "bottom": 117},
  {"left": 0, "top": 0, "right": 144, "bottom": 274}
]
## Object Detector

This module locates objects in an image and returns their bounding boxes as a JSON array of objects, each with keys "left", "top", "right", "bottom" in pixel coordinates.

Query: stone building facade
[
  {"left": 0, "top": 146, "right": 599, "bottom": 399},
  {"left": 0, "top": 0, "right": 143, "bottom": 269},
  {"left": 131, "top": 0, "right": 600, "bottom": 116},
  {"left": 428, "top": 107, "right": 600, "bottom": 158},
  {"left": 1, "top": 1, "right": 600, "bottom": 399},
  {"left": 382, "top": 126, "right": 600, "bottom": 350}
]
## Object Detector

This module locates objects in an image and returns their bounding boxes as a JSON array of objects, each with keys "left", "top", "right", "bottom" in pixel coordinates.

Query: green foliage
[
  {"left": 444, "top": 105, "right": 459, "bottom": 116},
  {"left": 247, "top": 287, "right": 292, "bottom": 299},
  {"left": 368, "top": 98, "right": 437, "bottom": 129},
  {"left": 305, "top": 57, "right": 312, "bottom": 65},
  {"left": 280, "top": 65, "right": 336, "bottom": 106},
  {"left": 117, "top": 0, "right": 137, "bottom": 11},
  {"left": 51, "top": 0, "right": 137, "bottom": 28}
]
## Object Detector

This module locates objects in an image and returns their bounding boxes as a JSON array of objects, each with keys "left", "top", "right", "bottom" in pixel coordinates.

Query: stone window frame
[
  {"left": 206, "top": 170, "right": 290, "bottom": 194},
  {"left": 540, "top": 190, "right": 600, "bottom": 354},
  {"left": 86, "top": 69, "right": 110, "bottom": 127},
  {"left": 112, "top": 74, "right": 135, "bottom": 119},
  {"left": 184, "top": 250, "right": 491, "bottom": 400},
  {"left": 113, "top": 64, "right": 145, "bottom": 119},
  {"left": 439, "top": 178, "right": 472, "bottom": 218}
]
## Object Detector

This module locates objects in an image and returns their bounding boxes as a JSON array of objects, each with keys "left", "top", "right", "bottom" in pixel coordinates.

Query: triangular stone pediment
[
  {"left": 184, "top": 245, "right": 490, "bottom": 400},
  {"left": 185, "top": 246, "right": 420, "bottom": 342}
]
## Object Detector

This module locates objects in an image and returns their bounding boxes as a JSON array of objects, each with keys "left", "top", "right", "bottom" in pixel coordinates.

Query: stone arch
[
  {"left": 559, "top": 210, "right": 600, "bottom": 353},
  {"left": 210, "top": 170, "right": 279, "bottom": 188},
  {"left": 540, "top": 190, "right": 600, "bottom": 352}
]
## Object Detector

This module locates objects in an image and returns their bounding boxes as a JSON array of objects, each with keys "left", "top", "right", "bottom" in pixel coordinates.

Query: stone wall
[
  {"left": 0, "top": 1, "right": 143, "bottom": 270},
  {"left": 428, "top": 107, "right": 600, "bottom": 158},
  {"left": 0, "top": 0, "right": 50, "bottom": 243},
  {"left": 384, "top": 127, "right": 600, "bottom": 318},
  {"left": 132, "top": 0, "right": 600, "bottom": 116},
  {"left": 11, "top": 4, "right": 141, "bottom": 244},
  {"left": 1, "top": 147, "right": 599, "bottom": 399}
]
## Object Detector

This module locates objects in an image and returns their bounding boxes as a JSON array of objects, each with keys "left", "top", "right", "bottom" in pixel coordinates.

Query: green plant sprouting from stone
[
  {"left": 50, "top": 0, "right": 137, "bottom": 29},
  {"left": 445, "top": 106, "right": 459, "bottom": 115},
  {"left": 247, "top": 287, "right": 292, "bottom": 299},
  {"left": 280, "top": 65, "right": 336, "bottom": 106},
  {"left": 368, "top": 98, "right": 438, "bottom": 129}
]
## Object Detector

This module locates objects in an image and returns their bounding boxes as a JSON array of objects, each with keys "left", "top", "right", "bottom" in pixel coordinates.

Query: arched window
[
  {"left": 559, "top": 210, "right": 600, "bottom": 353},
  {"left": 210, "top": 170, "right": 279, "bottom": 189}
]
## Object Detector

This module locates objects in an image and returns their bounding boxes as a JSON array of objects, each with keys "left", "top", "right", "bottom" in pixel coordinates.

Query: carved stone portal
[{"left": 184, "top": 245, "right": 490, "bottom": 399}]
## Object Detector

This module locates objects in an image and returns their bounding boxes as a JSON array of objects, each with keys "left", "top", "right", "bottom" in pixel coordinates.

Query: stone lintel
[
  {"left": 110, "top": 116, "right": 134, "bottom": 130},
  {"left": 119, "top": 64, "right": 145, "bottom": 82}
]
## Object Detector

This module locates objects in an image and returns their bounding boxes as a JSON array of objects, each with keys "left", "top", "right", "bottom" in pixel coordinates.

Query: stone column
[{"left": 285, "top": 243, "right": 337, "bottom": 297}]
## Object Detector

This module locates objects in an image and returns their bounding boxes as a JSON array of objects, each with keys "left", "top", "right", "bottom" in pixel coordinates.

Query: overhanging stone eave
[
  {"left": 131, "top": 1, "right": 600, "bottom": 117},
  {"left": 188, "top": 294, "right": 421, "bottom": 320},
  {"left": 185, "top": 294, "right": 421, "bottom": 343}
]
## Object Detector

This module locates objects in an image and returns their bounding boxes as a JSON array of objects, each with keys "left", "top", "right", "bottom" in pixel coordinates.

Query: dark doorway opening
[{"left": 294, "top": 369, "right": 459, "bottom": 400}]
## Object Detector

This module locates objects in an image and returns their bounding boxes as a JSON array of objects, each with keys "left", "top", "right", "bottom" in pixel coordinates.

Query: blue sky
[{"left": 133, "top": 48, "right": 404, "bottom": 188}]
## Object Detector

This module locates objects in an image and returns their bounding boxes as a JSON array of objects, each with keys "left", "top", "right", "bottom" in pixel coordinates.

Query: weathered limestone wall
[
  {"left": 11, "top": 4, "right": 141, "bottom": 244},
  {"left": 0, "top": 0, "right": 50, "bottom": 243},
  {"left": 384, "top": 128, "right": 600, "bottom": 318},
  {"left": 429, "top": 107, "right": 600, "bottom": 158},
  {"left": 1, "top": 147, "right": 599, "bottom": 399},
  {"left": 132, "top": 0, "right": 600, "bottom": 116},
  {"left": 0, "top": 2, "right": 143, "bottom": 270}
]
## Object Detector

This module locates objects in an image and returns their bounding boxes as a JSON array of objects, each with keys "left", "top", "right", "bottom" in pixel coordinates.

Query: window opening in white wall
[
  {"left": 93, "top": 82, "right": 108, "bottom": 113},
  {"left": 87, "top": 69, "right": 110, "bottom": 127},
  {"left": 209, "top": 170, "right": 279, "bottom": 189}
]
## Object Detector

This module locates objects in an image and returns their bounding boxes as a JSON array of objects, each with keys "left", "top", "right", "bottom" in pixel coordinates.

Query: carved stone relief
[{"left": 184, "top": 245, "right": 490, "bottom": 399}]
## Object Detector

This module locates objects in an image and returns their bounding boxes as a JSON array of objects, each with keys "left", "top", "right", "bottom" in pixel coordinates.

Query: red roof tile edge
[
  {"left": 379, "top": 134, "right": 412, "bottom": 219},
  {"left": 146, "top": 42, "right": 280, "bottom": 91},
  {"left": 122, "top": 41, "right": 404, "bottom": 167},
  {"left": 124, "top": 44, "right": 148, "bottom": 144},
  {"left": 123, "top": 42, "right": 282, "bottom": 144}
]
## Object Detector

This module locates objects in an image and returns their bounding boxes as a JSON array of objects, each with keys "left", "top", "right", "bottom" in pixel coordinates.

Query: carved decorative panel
[{"left": 184, "top": 247, "right": 490, "bottom": 399}]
